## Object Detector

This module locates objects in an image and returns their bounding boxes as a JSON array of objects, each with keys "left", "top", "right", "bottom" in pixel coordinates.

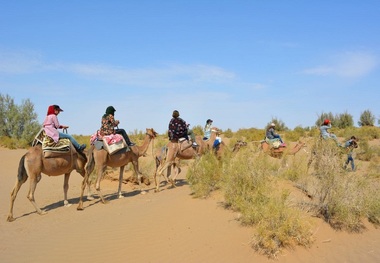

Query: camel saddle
[
  {"left": 265, "top": 137, "right": 281, "bottom": 149},
  {"left": 32, "top": 129, "right": 72, "bottom": 158},
  {"left": 90, "top": 132, "right": 129, "bottom": 155}
]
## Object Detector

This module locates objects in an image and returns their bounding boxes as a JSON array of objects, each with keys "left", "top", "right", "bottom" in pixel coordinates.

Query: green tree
[
  {"left": 335, "top": 111, "right": 354, "bottom": 129},
  {"left": 0, "top": 94, "right": 40, "bottom": 143},
  {"left": 267, "top": 117, "right": 288, "bottom": 131},
  {"left": 358, "top": 109, "right": 375, "bottom": 127}
]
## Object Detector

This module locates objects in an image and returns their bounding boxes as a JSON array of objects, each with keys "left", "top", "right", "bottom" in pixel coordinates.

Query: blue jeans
[
  {"left": 59, "top": 132, "right": 80, "bottom": 149},
  {"left": 273, "top": 134, "right": 283, "bottom": 143},
  {"left": 345, "top": 153, "right": 355, "bottom": 170}
]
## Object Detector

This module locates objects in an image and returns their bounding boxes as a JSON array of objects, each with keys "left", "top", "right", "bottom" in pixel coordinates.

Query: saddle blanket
[{"left": 90, "top": 131, "right": 127, "bottom": 154}]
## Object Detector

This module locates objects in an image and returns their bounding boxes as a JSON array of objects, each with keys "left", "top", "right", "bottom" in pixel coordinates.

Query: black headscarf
[{"left": 103, "top": 106, "right": 116, "bottom": 118}]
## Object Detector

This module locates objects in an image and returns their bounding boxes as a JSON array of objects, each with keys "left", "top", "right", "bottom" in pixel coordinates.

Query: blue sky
[{"left": 1, "top": 1, "right": 379, "bottom": 135}]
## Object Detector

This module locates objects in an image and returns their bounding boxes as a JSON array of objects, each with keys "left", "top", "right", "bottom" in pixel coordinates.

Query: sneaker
[
  {"left": 280, "top": 143, "right": 286, "bottom": 147},
  {"left": 128, "top": 142, "right": 135, "bottom": 146},
  {"left": 192, "top": 142, "right": 198, "bottom": 147}
]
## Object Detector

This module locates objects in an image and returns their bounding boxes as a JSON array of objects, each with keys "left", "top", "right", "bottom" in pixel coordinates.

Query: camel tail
[
  {"left": 85, "top": 145, "right": 95, "bottom": 175},
  {"left": 17, "top": 154, "right": 28, "bottom": 182}
]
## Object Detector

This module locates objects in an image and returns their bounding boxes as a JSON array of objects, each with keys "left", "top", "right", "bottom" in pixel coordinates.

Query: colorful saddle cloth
[
  {"left": 32, "top": 128, "right": 71, "bottom": 152},
  {"left": 42, "top": 136, "right": 71, "bottom": 152},
  {"left": 90, "top": 131, "right": 128, "bottom": 154}
]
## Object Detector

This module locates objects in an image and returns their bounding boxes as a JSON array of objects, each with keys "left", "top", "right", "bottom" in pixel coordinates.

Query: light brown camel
[
  {"left": 77, "top": 128, "right": 157, "bottom": 210},
  {"left": 154, "top": 131, "right": 248, "bottom": 192},
  {"left": 7, "top": 144, "right": 87, "bottom": 222},
  {"left": 260, "top": 140, "right": 305, "bottom": 158},
  {"left": 153, "top": 128, "right": 222, "bottom": 192}
]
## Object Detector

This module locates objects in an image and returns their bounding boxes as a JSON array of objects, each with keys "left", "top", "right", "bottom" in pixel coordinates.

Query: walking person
[{"left": 343, "top": 136, "right": 358, "bottom": 171}]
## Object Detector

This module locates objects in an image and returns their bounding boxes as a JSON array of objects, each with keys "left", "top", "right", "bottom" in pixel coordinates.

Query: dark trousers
[{"left": 115, "top": 128, "right": 132, "bottom": 145}]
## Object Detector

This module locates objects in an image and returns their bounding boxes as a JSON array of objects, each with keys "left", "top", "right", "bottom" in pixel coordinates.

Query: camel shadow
[{"left": 15, "top": 189, "right": 144, "bottom": 220}]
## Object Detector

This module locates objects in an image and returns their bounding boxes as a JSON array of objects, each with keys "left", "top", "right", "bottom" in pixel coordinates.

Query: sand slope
[{"left": 0, "top": 148, "right": 379, "bottom": 263}]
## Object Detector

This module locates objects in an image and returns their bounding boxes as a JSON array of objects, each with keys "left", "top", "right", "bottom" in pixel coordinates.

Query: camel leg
[
  {"left": 153, "top": 157, "right": 161, "bottom": 193},
  {"left": 131, "top": 159, "right": 146, "bottom": 194},
  {"left": 7, "top": 177, "right": 27, "bottom": 222},
  {"left": 117, "top": 166, "right": 125, "bottom": 198},
  {"left": 156, "top": 161, "right": 173, "bottom": 192},
  {"left": 95, "top": 165, "right": 108, "bottom": 204},
  {"left": 27, "top": 174, "right": 47, "bottom": 215},
  {"left": 169, "top": 163, "right": 180, "bottom": 188},
  {"left": 77, "top": 171, "right": 91, "bottom": 210},
  {"left": 63, "top": 173, "right": 72, "bottom": 207}
]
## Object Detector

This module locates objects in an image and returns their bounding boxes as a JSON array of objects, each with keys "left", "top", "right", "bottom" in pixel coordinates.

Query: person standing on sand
[{"left": 343, "top": 136, "right": 358, "bottom": 171}]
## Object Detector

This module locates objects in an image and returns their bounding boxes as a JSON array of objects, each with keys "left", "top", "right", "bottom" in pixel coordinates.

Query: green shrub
[{"left": 187, "top": 152, "right": 222, "bottom": 198}]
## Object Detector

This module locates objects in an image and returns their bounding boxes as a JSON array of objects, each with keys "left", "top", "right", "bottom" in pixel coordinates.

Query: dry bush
[
  {"left": 187, "top": 151, "right": 222, "bottom": 198},
  {"left": 220, "top": 150, "right": 314, "bottom": 258},
  {"left": 304, "top": 138, "right": 380, "bottom": 231}
]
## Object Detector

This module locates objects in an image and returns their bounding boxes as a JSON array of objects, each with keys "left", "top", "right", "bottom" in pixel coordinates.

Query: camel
[
  {"left": 154, "top": 130, "right": 248, "bottom": 192},
  {"left": 7, "top": 144, "right": 87, "bottom": 222},
  {"left": 77, "top": 128, "right": 157, "bottom": 210},
  {"left": 153, "top": 128, "right": 223, "bottom": 192},
  {"left": 260, "top": 140, "right": 305, "bottom": 159}
]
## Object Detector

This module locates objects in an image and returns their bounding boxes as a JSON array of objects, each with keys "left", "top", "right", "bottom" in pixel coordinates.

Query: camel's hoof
[
  {"left": 64, "top": 200, "right": 72, "bottom": 207},
  {"left": 86, "top": 195, "right": 95, "bottom": 201},
  {"left": 118, "top": 194, "right": 124, "bottom": 199},
  {"left": 140, "top": 190, "right": 147, "bottom": 195},
  {"left": 39, "top": 210, "right": 47, "bottom": 215},
  {"left": 77, "top": 206, "right": 84, "bottom": 211},
  {"left": 154, "top": 189, "right": 160, "bottom": 193},
  {"left": 6, "top": 216, "right": 15, "bottom": 222}
]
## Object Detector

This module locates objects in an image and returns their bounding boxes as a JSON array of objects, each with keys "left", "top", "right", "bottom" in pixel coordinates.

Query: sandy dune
[{"left": 1, "top": 148, "right": 379, "bottom": 263}]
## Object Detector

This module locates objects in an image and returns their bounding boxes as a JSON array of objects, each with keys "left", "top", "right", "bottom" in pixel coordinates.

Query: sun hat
[{"left": 53, "top": 105, "right": 64, "bottom": 112}]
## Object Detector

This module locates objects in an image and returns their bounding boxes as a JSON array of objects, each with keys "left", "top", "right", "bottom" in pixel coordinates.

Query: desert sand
[{"left": 1, "top": 147, "right": 380, "bottom": 263}]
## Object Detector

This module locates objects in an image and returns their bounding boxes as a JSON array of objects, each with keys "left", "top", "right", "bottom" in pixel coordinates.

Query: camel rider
[
  {"left": 43, "top": 105, "right": 86, "bottom": 152},
  {"left": 266, "top": 123, "right": 285, "bottom": 146},
  {"left": 203, "top": 119, "right": 213, "bottom": 140},
  {"left": 168, "top": 110, "right": 198, "bottom": 147},
  {"left": 100, "top": 106, "right": 135, "bottom": 146},
  {"left": 320, "top": 119, "right": 341, "bottom": 146}
]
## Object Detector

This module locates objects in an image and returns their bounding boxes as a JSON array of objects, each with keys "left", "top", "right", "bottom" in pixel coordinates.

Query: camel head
[
  {"left": 232, "top": 140, "right": 248, "bottom": 152},
  {"left": 211, "top": 127, "right": 220, "bottom": 134},
  {"left": 146, "top": 128, "right": 158, "bottom": 139}
]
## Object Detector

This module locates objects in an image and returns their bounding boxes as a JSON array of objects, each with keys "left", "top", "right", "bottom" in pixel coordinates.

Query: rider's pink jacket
[{"left": 43, "top": 105, "right": 63, "bottom": 142}]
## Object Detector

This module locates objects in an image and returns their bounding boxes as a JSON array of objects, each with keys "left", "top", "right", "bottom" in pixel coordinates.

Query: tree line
[
  {"left": 0, "top": 93, "right": 378, "bottom": 145},
  {"left": 0, "top": 94, "right": 41, "bottom": 144}
]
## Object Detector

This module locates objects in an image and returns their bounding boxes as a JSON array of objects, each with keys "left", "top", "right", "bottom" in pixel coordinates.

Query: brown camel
[
  {"left": 154, "top": 129, "right": 247, "bottom": 192},
  {"left": 7, "top": 144, "right": 87, "bottom": 222},
  {"left": 153, "top": 128, "right": 223, "bottom": 192},
  {"left": 260, "top": 140, "right": 305, "bottom": 158},
  {"left": 77, "top": 128, "right": 157, "bottom": 210}
]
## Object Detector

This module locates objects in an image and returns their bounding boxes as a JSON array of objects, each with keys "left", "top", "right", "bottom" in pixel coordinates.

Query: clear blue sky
[{"left": 1, "top": 1, "right": 379, "bottom": 135}]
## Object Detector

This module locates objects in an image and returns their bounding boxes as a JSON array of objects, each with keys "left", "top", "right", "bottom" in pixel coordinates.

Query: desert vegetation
[{"left": 1, "top": 93, "right": 380, "bottom": 259}]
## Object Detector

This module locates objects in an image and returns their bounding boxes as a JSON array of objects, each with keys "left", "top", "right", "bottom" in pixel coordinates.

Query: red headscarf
[
  {"left": 323, "top": 119, "right": 330, "bottom": 125},
  {"left": 46, "top": 105, "right": 55, "bottom": 116}
]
